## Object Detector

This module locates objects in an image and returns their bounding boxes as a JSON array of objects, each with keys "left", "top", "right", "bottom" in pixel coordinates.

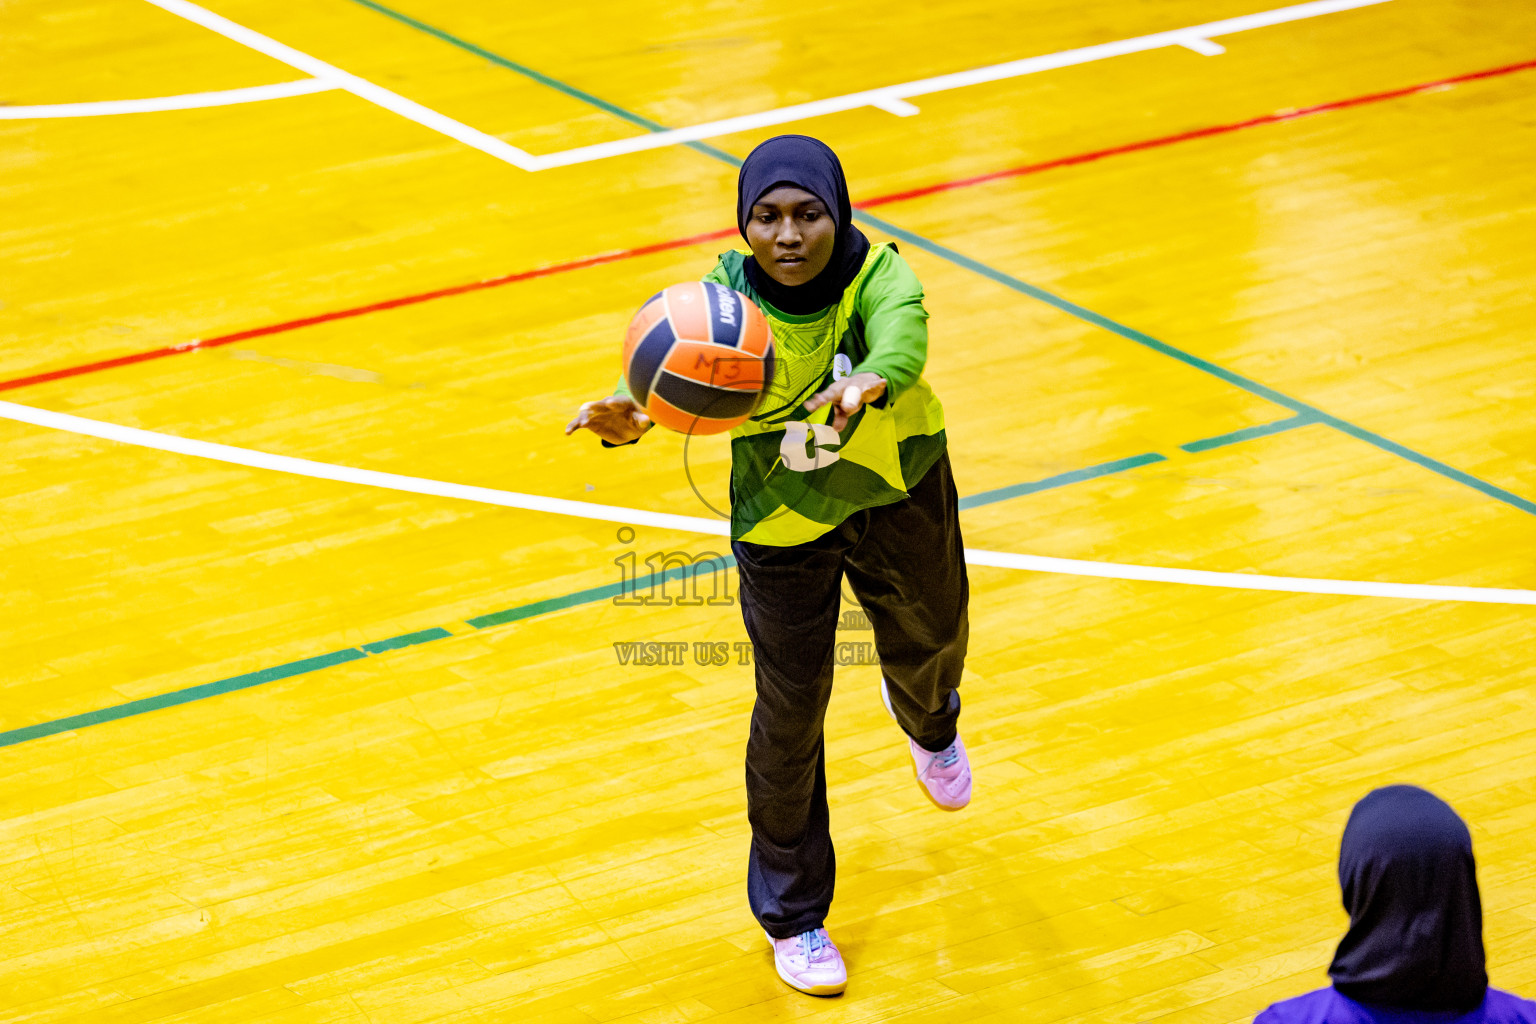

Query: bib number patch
[{"left": 779, "top": 422, "right": 842, "bottom": 471}]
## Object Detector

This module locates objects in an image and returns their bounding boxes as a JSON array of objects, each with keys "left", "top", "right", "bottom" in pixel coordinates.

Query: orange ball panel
[
  {"left": 662, "top": 282, "right": 713, "bottom": 343},
  {"left": 738, "top": 308, "right": 774, "bottom": 359},
  {"left": 647, "top": 392, "right": 748, "bottom": 435},
  {"left": 662, "top": 340, "right": 770, "bottom": 392}
]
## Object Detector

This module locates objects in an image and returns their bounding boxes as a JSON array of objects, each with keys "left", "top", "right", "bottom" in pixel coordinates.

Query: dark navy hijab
[
  {"left": 736, "top": 135, "right": 871, "bottom": 315},
  {"left": 1329, "top": 785, "right": 1488, "bottom": 1012}
]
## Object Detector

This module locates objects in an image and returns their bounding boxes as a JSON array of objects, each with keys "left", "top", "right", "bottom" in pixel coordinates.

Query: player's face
[{"left": 746, "top": 187, "right": 836, "bottom": 287}]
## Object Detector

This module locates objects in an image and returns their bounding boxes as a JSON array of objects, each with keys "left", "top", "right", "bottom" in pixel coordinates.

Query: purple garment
[{"left": 1256, "top": 987, "right": 1536, "bottom": 1024}]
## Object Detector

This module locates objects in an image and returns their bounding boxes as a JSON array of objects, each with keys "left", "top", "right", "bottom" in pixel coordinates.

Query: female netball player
[{"left": 566, "top": 134, "right": 971, "bottom": 997}]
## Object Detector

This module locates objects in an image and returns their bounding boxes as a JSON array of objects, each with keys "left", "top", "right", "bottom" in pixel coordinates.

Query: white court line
[
  {"left": 138, "top": 0, "right": 1389, "bottom": 172},
  {"left": 4, "top": 400, "right": 1532, "bottom": 607},
  {"left": 523, "top": 0, "right": 1393, "bottom": 170},
  {"left": 960, "top": 550, "right": 1535, "bottom": 604},
  {"left": 0, "top": 79, "right": 336, "bottom": 119},
  {"left": 0, "top": 400, "right": 720, "bottom": 536},
  {"left": 1178, "top": 37, "right": 1229, "bottom": 56},
  {"left": 142, "top": 0, "right": 542, "bottom": 170}
]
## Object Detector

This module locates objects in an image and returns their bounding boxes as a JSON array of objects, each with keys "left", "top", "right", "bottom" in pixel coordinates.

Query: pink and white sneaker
[
  {"left": 907, "top": 733, "right": 972, "bottom": 810},
  {"left": 882, "top": 678, "right": 972, "bottom": 810},
  {"left": 766, "top": 927, "right": 847, "bottom": 996}
]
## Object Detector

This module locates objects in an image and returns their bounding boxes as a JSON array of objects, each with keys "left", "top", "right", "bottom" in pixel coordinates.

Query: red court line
[
  {"left": 4, "top": 57, "right": 1532, "bottom": 396},
  {"left": 857, "top": 57, "right": 1536, "bottom": 207},
  {"left": 0, "top": 227, "right": 736, "bottom": 394}
]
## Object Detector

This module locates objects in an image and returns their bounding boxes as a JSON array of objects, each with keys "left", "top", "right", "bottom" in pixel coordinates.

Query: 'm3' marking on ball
[
  {"left": 621, "top": 281, "right": 774, "bottom": 435},
  {"left": 695, "top": 350, "right": 748, "bottom": 382}
]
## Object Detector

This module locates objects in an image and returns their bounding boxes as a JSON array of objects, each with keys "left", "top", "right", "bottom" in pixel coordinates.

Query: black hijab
[
  {"left": 736, "top": 135, "right": 871, "bottom": 316},
  {"left": 1329, "top": 785, "right": 1488, "bottom": 1011}
]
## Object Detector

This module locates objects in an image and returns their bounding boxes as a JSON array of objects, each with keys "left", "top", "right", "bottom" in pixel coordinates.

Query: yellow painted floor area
[{"left": 2, "top": 0, "right": 1534, "bottom": 1020}]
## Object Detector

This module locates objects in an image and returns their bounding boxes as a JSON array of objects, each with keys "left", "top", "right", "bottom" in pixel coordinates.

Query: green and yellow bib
[{"left": 706, "top": 243, "right": 947, "bottom": 546}]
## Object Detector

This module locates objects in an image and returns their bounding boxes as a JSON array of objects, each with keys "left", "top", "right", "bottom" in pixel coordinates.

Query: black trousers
[{"left": 732, "top": 451, "right": 970, "bottom": 938}]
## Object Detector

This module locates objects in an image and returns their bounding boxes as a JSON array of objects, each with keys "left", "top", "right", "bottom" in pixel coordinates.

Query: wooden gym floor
[{"left": 2, "top": 0, "right": 1534, "bottom": 1020}]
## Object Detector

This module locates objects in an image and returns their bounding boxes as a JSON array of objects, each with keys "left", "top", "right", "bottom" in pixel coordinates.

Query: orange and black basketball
[{"left": 621, "top": 282, "right": 775, "bottom": 435}]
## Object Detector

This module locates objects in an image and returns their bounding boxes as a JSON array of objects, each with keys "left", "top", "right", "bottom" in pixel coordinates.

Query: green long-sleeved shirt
[{"left": 620, "top": 242, "right": 947, "bottom": 545}]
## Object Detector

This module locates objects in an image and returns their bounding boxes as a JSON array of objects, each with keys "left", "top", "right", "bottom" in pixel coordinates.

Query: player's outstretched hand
[
  {"left": 566, "top": 396, "right": 652, "bottom": 445},
  {"left": 804, "top": 372, "right": 886, "bottom": 432}
]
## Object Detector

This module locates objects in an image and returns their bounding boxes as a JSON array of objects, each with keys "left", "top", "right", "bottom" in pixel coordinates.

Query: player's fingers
[
  {"left": 804, "top": 384, "right": 837, "bottom": 411},
  {"left": 840, "top": 384, "right": 862, "bottom": 413},
  {"left": 564, "top": 402, "right": 595, "bottom": 434}
]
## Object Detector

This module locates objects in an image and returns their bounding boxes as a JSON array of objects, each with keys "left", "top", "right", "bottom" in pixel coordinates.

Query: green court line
[
  {"left": 1180, "top": 412, "right": 1320, "bottom": 453},
  {"left": 350, "top": 1, "right": 1534, "bottom": 518},
  {"left": 843, "top": 209, "right": 1536, "bottom": 515},
  {"left": 0, "top": 437, "right": 1202, "bottom": 750},
  {"left": 0, "top": 384, "right": 1510, "bottom": 751},
  {"left": 958, "top": 452, "right": 1166, "bottom": 510},
  {"left": 360, "top": 626, "right": 452, "bottom": 653},
  {"left": 0, "top": 563, "right": 733, "bottom": 750},
  {"left": 960, "top": 414, "right": 1326, "bottom": 510},
  {"left": 0, "top": 412, "right": 1341, "bottom": 751},
  {"left": 0, "top": 649, "right": 367, "bottom": 749},
  {"left": 344, "top": 0, "right": 743, "bottom": 167},
  {"left": 467, "top": 558, "right": 736, "bottom": 628}
]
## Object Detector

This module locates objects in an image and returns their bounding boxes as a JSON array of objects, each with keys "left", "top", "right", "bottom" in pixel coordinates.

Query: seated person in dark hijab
[{"left": 1257, "top": 785, "right": 1536, "bottom": 1023}]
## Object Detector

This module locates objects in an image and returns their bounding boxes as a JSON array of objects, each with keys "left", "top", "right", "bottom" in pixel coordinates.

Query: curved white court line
[
  {"left": 0, "top": 79, "right": 336, "bottom": 119},
  {"left": 0, "top": 399, "right": 719, "bottom": 536},
  {"left": 3, "top": 399, "right": 1531, "bottom": 606}
]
